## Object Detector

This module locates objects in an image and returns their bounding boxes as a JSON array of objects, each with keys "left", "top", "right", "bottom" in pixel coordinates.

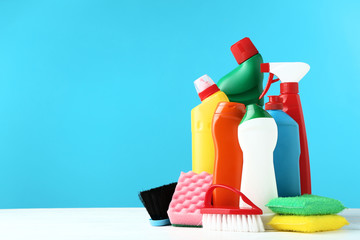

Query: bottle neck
[
  {"left": 214, "top": 102, "right": 246, "bottom": 117},
  {"left": 240, "top": 103, "right": 272, "bottom": 124},
  {"left": 265, "top": 95, "right": 283, "bottom": 110},
  {"left": 280, "top": 82, "right": 299, "bottom": 94}
]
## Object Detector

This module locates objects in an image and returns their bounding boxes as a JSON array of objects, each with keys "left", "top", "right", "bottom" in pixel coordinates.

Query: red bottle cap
[
  {"left": 265, "top": 95, "right": 283, "bottom": 110},
  {"left": 198, "top": 85, "right": 220, "bottom": 101},
  {"left": 230, "top": 37, "right": 259, "bottom": 64}
]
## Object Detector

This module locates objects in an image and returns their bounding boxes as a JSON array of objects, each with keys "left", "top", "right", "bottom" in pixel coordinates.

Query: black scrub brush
[{"left": 138, "top": 182, "right": 177, "bottom": 226}]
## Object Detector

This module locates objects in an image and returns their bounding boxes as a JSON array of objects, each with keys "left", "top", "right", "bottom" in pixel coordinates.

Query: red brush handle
[{"left": 204, "top": 184, "right": 260, "bottom": 211}]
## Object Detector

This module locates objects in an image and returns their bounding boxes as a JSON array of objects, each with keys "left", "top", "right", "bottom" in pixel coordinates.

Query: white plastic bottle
[{"left": 238, "top": 104, "right": 278, "bottom": 214}]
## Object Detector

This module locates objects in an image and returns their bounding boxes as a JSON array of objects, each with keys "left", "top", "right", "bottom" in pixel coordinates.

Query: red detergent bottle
[{"left": 260, "top": 62, "right": 311, "bottom": 195}]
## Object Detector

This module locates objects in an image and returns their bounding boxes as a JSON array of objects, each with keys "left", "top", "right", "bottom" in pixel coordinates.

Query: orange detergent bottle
[{"left": 212, "top": 102, "right": 246, "bottom": 207}]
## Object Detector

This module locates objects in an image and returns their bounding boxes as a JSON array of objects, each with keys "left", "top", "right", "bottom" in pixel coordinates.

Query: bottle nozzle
[
  {"left": 194, "top": 75, "right": 220, "bottom": 101},
  {"left": 260, "top": 63, "right": 270, "bottom": 73}
]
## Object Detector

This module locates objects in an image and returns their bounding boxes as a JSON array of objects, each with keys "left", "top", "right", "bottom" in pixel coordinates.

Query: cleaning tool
[
  {"left": 268, "top": 215, "right": 349, "bottom": 233},
  {"left": 201, "top": 184, "right": 265, "bottom": 232},
  {"left": 191, "top": 75, "right": 229, "bottom": 174},
  {"left": 167, "top": 171, "right": 212, "bottom": 227},
  {"left": 212, "top": 102, "right": 246, "bottom": 207},
  {"left": 266, "top": 96, "right": 301, "bottom": 197},
  {"left": 138, "top": 182, "right": 177, "bottom": 226},
  {"left": 266, "top": 194, "right": 346, "bottom": 215},
  {"left": 260, "top": 62, "right": 311, "bottom": 195},
  {"left": 217, "top": 37, "right": 264, "bottom": 106}
]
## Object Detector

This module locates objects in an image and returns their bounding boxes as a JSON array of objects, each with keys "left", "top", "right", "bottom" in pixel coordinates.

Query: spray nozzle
[{"left": 258, "top": 62, "right": 310, "bottom": 100}]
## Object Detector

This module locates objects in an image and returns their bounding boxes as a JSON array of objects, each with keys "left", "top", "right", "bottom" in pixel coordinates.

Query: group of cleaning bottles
[
  {"left": 140, "top": 37, "right": 348, "bottom": 233},
  {"left": 191, "top": 37, "right": 311, "bottom": 214}
]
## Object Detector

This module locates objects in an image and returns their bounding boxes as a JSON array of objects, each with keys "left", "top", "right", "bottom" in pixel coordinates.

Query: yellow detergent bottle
[{"left": 191, "top": 75, "right": 229, "bottom": 174}]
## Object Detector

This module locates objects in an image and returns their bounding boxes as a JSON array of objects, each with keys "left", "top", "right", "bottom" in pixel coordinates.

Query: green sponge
[{"left": 266, "top": 194, "right": 346, "bottom": 215}]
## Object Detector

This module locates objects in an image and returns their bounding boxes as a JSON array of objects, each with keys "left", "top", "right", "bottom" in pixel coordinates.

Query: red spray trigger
[{"left": 259, "top": 63, "right": 279, "bottom": 100}]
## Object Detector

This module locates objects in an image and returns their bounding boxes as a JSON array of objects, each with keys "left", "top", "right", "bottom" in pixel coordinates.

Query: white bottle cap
[
  {"left": 194, "top": 75, "right": 215, "bottom": 94},
  {"left": 194, "top": 75, "right": 220, "bottom": 101}
]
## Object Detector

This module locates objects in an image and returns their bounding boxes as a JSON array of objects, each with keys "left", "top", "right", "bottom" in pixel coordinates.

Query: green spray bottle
[{"left": 217, "top": 38, "right": 278, "bottom": 216}]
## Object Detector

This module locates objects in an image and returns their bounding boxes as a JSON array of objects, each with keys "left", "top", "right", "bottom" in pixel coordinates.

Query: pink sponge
[{"left": 167, "top": 171, "right": 213, "bottom": 227}]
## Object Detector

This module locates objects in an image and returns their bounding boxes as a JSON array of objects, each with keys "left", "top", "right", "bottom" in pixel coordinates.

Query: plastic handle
[
  {"left": 259, "top": 73, "right": 279, "bottom": 100},
  {"left": 204, "top": 184, "right": 260, "bottom": 210}
]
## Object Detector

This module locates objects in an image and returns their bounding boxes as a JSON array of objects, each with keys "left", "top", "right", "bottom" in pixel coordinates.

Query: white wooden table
[{"left": 0, "top": 208, "right": 358, "bottom": 240}]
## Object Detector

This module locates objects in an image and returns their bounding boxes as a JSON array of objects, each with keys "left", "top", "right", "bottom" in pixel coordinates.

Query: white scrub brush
[{"left": 201, "top": 184, "right": 265, "bottom": 232}]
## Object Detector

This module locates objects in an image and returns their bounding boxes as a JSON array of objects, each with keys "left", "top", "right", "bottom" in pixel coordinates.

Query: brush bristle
[
  {"left": 202, "top": 214, "right": 265, "bottom": 232},
  {"left": 139, "top": 182, "right": 177, "bottom": 221}
]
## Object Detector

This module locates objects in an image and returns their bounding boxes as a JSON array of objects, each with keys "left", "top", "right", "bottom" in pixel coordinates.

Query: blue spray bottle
[{"left": 265, "top": 96, "right": 301, "bottom": 197}]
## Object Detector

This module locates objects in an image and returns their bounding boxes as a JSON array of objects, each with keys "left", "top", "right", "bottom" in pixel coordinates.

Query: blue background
[{"left": 0, "top": 0, "right": 359, "bottom": 208}]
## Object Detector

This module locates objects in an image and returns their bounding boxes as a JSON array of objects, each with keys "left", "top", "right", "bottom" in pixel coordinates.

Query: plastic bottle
[
  {"left": 217, "top": 38, "right": 278, "bottom": 213},
  {"left": 266, "top": 96, "right": 301, "bottom": 197},
  {"left": 191, "top": 75, "right": 229, "bottom": 174},
  {"left": 238, "top": 104, "right": 278, "bottom": 213},
  {"left": 217, "top": 37, "right": 264, "bottom": 106},
  {"left": 260, "top": 62, "right": 311, "bottom": 195},
  {"left": 212, "top": 102, "right": 246, "bottom": 207}
]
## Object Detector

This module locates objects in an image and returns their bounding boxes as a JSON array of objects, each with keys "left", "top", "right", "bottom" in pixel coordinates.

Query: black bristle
[{"left": 138, "top": 182, "right": 177, "bottom": 220}]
